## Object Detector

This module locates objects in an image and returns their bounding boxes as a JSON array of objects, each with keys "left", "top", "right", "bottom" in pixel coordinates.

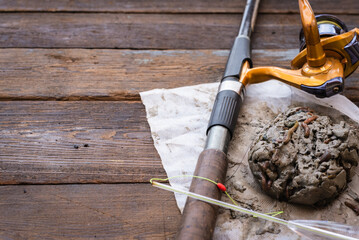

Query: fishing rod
[
  {"left": 176, "top": 0, "right": 359, "bottom": 239},
  {"left": 176, "top": 0, "right": 260, "bottom": 239}
]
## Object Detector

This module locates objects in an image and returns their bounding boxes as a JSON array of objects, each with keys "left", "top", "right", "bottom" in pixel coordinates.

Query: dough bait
[{"left": 248, "top": 107, "right": 359, "bottom": 205}]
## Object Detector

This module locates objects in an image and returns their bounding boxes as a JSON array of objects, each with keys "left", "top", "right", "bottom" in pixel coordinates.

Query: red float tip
[{"left": 217, "top": 183, "right": 226, "bottom": 192}]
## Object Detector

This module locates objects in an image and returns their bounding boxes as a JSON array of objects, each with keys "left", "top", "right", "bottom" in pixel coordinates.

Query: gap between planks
[{"left": 0, "top": 0, "right": 357, "bottom": 14}]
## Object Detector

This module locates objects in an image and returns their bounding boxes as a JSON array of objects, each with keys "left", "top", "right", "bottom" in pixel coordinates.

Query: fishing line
[
  {"left": 151, "top": 179, "right": 359, "bottom": 240},
  {"left": 150, "top": 175, "right": 283, "bottom": 217}
]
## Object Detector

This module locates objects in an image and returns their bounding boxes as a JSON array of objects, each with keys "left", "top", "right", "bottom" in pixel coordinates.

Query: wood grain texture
[
  {"left": 0, "top": 0, "right": 357, "bottom": 14},
  {"left": 0, "top": 1, "right": 357, "bottom": 240},
  {"left": 0, "top": 13, "right": 357, "bottom": 49},
  {"left": 0, "top": 49, "right": 358, "bottom": 104},
  {"left": 0, "top": 184, "right": 181, "bottom": 239},
  {"left": 0, "top": 101, "right": 168, "bottom": 184}
]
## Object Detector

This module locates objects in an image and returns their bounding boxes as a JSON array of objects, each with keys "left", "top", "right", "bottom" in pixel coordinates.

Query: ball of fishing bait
[{"left": 248, "top": 107, "right": 359, "bottom": 205}]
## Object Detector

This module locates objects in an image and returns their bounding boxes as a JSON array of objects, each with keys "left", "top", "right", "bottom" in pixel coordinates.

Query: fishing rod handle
[
  {"left": 176, "top": 86, "right": 243, "bottom": 239},
  {"left": 176, "top": 149, "right": 227, "bottom": 240}
]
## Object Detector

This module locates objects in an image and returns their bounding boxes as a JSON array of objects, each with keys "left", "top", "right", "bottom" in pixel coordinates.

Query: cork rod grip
[{"left": 176, "top": 149, "right": 228, "bottom": 240}]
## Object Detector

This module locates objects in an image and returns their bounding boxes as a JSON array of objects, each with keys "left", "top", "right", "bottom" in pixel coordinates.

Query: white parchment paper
[{"left": 140, "top": 80, "right": 359, "bottom": 239}]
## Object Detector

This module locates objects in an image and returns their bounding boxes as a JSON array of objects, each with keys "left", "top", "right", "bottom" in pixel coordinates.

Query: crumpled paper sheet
[{"left": 140, "top": 80, "right": 359, "bottom": 240}]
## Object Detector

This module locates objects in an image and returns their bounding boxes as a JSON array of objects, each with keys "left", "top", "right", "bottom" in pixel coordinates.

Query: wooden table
[{"left": 0, "top": 1, "right": 358, "bottom": 239}]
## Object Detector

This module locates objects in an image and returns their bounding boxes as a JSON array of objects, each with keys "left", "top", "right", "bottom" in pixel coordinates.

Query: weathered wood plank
[
  {"left": 0, "top": 0, "right": 357, "bottom": 14},
  {"left": 0, "top": 184, "right": 181, "bottom": 239},
  {"left": 0, "top": 101, "right": 168, "bottom": 184},
  {"left": 0, "top": 13, "right": 356, "bottom": 49},
  {"left": 0, "top": 49, "right": 358, "bottom": 104}
]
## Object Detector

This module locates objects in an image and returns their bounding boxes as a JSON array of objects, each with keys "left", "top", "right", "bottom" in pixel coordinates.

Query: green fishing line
[{"left": 150, "top": 175, "right": 283, "bottom": 217}]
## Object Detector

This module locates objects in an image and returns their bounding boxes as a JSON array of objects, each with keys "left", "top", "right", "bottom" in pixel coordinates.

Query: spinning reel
[{"left": 240, "top": 0, "right": 359, "bottom": 98}]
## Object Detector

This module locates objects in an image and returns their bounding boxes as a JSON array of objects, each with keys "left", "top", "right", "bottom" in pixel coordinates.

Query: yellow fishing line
[{"left": 150, "top": 175, "right": 283, "bottom": 217}]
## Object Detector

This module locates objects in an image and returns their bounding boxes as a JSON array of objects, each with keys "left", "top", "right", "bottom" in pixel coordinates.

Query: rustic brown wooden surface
[
  {"left": 0, "top": 184, "right": 181, "bottom": 239},
  {"left": 0, "top": 101, "right": 167, "bottom": 184},
  {"left": 0, "top": 0, "right": 358, "bottom": 239},
  {"left": 0, "top": 13, "right": 357, "bottom": 49},
  {"left": 0, "top": 49, "right": 357, "bottom": 103}
]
